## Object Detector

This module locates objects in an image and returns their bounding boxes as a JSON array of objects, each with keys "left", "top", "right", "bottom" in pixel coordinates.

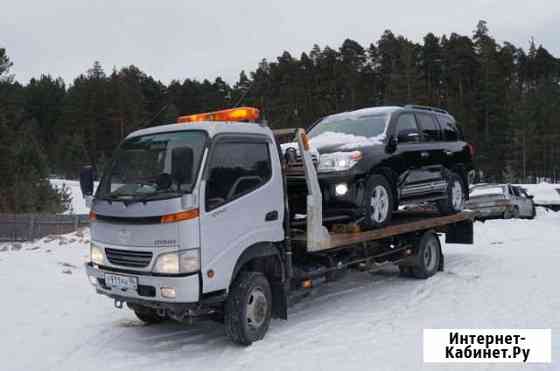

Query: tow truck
[{"left": 80, "top": 107, "right": 474, "bottom": 345}]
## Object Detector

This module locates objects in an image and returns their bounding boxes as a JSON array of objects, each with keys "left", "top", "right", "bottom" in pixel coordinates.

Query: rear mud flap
[
  {"left": 271, "top": 281, "right": 288, "bottom": 320},
  {"left": 445, "top": 220, "right": 474, "bottom": 244}
]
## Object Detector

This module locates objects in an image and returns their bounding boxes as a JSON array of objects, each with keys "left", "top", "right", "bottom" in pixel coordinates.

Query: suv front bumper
[
  {"left": 287, "top": 171, "right": 366, "bottom": 220},
  {"left": 85, "top": 263, "right": 200, "bottom": 304}
]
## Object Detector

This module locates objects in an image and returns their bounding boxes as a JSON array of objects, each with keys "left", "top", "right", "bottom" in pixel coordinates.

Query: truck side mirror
[
  {"left": 79, "top": 166, "right": 95, "bottom": 196},
  {"left": 171, "top": 147, "right": 194, "bottom": 188}
]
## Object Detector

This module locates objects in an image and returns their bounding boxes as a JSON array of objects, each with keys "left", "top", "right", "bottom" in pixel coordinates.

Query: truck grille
[{"left": 105, "top": 248, "right": 153, "bottom": 268}]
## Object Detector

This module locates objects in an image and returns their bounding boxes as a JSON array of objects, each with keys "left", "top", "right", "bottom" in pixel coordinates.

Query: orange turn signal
[
  {"left": 161, "top": 209, "right": 200, "bottom": 223},
  {"left": 178, "top": 107, "right": 260, "bottom": 123},
  {"left": 89, "top": 211, "right": 96, "bottom": 221},
  {"left": 300, "top": 132, "right": 310, "bottom": 151}
]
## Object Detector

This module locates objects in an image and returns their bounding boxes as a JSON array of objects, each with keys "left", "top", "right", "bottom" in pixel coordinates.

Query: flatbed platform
[{"left": 291, "top": 209, "right": 476, "bottom": 251}]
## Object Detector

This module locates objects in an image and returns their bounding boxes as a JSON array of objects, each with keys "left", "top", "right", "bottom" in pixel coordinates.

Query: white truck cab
[{"left": 84, "top": 108, "right": 289, "bottom": 342}]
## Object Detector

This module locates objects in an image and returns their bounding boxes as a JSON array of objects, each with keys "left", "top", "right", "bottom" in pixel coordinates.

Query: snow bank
[
  {"left": 1, "top": 213, "right": 559, "bottom": 370},
  {"left": 517, "top": 182, "right": 560, "bottom": 205}
]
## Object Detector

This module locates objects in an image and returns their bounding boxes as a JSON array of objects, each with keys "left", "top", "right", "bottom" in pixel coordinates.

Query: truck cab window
[
  {"left": 206, "top": 141, "right": 272, "bottom": 210},
  {"left": 416, "top": 113, "right": 441, "bottom": 141},
  {"left": 396, "top": 113, "right": 420, "bottom": 143}
]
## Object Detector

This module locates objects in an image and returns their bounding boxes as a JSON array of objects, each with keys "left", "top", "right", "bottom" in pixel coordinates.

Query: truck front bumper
[{"left": 85, "top": 263, "right": 200, "bottom": 304}]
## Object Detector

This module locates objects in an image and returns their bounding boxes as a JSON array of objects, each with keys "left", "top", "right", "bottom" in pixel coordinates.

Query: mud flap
[
  {"left": 271, "top": 281, "right": 288, "bottom": 320},
  {"left": 445, "top": 219, "right": 474, "bottom": 244}
]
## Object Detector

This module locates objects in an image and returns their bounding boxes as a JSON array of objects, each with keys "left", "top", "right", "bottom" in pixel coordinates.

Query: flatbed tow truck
[{"left": 81, "top": 107, "right": 474, "bottom": 345}]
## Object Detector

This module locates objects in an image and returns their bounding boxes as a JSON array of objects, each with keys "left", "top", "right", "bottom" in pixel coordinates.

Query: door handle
[
  {"left": 420, "top": 151, "right": 430, "bottom": 158},
  {"left": 444, "top": 150, "right": 452, "bottom": 156},
  {"left": 265, "top": 210, "right": 279, "bottom": 222}
]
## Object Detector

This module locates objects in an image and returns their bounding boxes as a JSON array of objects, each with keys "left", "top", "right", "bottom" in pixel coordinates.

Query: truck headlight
[
  {"left": 153, "top": 249, "right": 200, "bottom": 274},
  {"left": 318, "top": 151, "right": 362, "bottom": 173},
  {"left": 90, "top": 243, "right": 105, "bottom": 265}
]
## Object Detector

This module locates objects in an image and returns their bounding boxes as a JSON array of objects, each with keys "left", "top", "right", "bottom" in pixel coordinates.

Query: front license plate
[{"left": 105, "top": 273, "right": 138, "bottom": 291}]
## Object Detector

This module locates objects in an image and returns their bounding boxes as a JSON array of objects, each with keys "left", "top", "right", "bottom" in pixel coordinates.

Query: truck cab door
[{"left": 198, "top": 135, "right": 284, "bottom": 293}]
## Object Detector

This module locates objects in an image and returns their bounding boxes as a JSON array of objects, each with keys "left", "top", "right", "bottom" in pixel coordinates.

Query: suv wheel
[
  {"left": 360, "top": 175, "right": 394, "bottom": 230},
  {"left": 436, "top": 171, "right": 465, "bottom": 215}
]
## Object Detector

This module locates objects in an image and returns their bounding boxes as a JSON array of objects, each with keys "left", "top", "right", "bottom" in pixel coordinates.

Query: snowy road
[{"left": 1, "top": 210, "right": 559, "bottom": 371}]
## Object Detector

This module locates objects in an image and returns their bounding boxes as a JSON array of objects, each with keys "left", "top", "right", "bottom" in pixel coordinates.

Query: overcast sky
[{"left": 2, "top": 0, "right": 559, "bottom": 85}]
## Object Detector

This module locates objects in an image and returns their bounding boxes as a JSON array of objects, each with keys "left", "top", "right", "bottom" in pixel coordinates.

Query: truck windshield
[
  {"left": 308, "top": 114, "right": 389, "bottom": 139},
  {"left": 97, "top": 131, "right": 207, "bottom": 202}
]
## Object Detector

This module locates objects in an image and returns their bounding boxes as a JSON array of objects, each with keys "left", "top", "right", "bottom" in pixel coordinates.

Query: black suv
[{"left": 285, "top": 105, "right": 474, "bottom": 229}]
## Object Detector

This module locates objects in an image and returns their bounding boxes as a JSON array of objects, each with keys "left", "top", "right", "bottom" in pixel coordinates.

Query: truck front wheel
[{"left": 225, "top": 272, "right": 272, "bottom": 346}]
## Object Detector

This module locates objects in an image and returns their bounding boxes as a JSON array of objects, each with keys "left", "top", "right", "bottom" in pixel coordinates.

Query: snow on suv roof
[{"left": 323, "top": 106, "right": 402, "bottom": 122}]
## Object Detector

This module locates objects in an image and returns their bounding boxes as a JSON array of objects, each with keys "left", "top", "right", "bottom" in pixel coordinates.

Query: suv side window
[
  {"left": 416, "top": 113, "right": 441, "bottom": 141},
  {"left": 396, "top": 113, "right": 420, "bottom": 143},
  {"left": 206, "top": 140, "right": 272, "bottom": 210},
  {"left": 437, "top": 116, "right": 460, "bottom": 141}
]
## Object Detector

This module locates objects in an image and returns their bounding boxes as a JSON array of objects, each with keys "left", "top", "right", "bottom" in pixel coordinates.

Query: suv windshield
[
  {"left": 97, "top": 131, "right": 207, "bottom": 202},
  {"left": 308, "top": 114, "right": 389, "bottom": 139}
]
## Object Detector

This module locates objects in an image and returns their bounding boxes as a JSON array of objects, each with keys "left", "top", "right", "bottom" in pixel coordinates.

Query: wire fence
[{"left": 0, "top": 214, "right": 90, "bottom": 242}]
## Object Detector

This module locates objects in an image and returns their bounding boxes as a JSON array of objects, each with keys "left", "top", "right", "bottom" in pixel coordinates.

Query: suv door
[
  {"left": 199, "top": 135, "right": 284, "bottom": 293},
  {"left": 390, "top": 112, "right": 430, "bottom": 200}
]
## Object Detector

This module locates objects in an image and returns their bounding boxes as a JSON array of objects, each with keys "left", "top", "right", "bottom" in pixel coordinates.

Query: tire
[
  {"left": 359, "top": 174, "right": 394, "bottom": 230},
  {"left": 512, "top": 206, "right": 520, "bottom": 219},
  {"left": 225, "top": 272, "right": 272, "bottom": 346},
  {"left": 133, "top": 306, "right": 166, "bottom": 324},
  {"left": 436, "top": 171, "right": 465, "bottom": 215},
  {"left": 503, "top": 208, "right": 513, "bottom": 219},
  {"left": 411, "top": 233, "right": 441, "bottom": 279}
]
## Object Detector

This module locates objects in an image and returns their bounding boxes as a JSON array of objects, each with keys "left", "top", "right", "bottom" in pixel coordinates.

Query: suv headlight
[
  {"left": 90, "top": 243, "right": 105, "bottom": 265},
  {"left": 153, "top": 249, "right": 200, "bottom": 274},
  {"left": 318, "top": 151, "right": 362, "bottom": 173}
]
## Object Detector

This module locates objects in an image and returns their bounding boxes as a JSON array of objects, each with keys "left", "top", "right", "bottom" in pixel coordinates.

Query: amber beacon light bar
[{"left": 177, "top": 107, "right": 260, "bottom": 123}]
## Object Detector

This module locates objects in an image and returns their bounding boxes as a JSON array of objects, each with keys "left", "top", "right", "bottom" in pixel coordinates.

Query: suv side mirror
[
  {"left": 79, "top": 166, "right": 95, "bottom": 196},
  {"left": 386, "top": 136, "right": 398, "bottom": 153}
]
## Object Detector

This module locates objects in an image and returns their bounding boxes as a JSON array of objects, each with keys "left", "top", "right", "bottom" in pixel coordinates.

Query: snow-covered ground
[{"left": 1, "top": 208, "right": 558, "bottom": 370}]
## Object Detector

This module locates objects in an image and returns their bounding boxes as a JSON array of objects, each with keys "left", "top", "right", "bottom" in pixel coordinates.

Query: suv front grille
[{"left": 105, "top": 248, "right": 153, "bottom": 268}]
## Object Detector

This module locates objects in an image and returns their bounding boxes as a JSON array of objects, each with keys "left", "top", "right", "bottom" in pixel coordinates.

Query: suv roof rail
[{"left": 404, "top": 104, "right": 450, "bottom": 115}]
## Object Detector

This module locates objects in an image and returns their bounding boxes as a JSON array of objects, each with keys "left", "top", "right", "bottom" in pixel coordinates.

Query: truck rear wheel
[
  {"left": 412, "top": 233, "right": 441, "bottom": 279},
  {"left": 225, "top": 272, "right": 272, "bottom": 346}
]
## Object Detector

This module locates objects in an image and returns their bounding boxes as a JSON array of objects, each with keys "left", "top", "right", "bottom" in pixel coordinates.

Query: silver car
[{"left": 467, "top": 184, "right": 536, "bottom": 219}]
